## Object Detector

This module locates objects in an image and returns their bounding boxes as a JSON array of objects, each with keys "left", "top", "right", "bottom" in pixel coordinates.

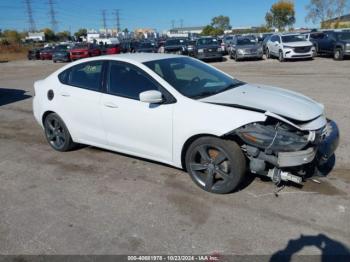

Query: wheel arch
[
  {"left": 42, "top": 110, "right": 55, "bottom": 126},
  {"left": 180, "top": 132, "right": 243, "bottom": 170}
]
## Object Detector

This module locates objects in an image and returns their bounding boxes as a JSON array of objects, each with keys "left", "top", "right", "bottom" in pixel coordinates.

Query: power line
[
  {"left": 113, "top": 9, "right": 121, "bottom": 32},
  {"left": 23, "top": 0, "right": 36, "bottom": 32},
  {"left": 101, "top": 9, "right": 107, "bottom": 30},
  {"left": 48, "top": 0, "right": 58, "bottom": 32}
]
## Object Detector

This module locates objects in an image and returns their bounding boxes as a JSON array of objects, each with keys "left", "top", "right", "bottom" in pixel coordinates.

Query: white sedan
[{"left": 33, "top": 54, "right": 339, "bottom": 194}]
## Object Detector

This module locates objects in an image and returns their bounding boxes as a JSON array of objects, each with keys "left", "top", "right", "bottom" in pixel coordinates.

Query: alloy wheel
[
  {"left": 45, "top": 116, "right": 66, "bottom": 150},
  {"left": 189, "top": 145, "right": 232, "bottom": 192}
]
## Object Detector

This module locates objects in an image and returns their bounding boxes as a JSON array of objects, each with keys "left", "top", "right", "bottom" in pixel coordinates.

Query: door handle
[
  {"left": 60, "top": 92, "right": 70, "bottom": 97},
  {"left": 104, "top": 102, "right": 119, "bottom": 108}
]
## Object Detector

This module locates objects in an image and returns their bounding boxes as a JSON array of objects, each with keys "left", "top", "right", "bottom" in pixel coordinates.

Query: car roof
[{"left": 88, "top": 53, "right": 184, "bottom": 63}]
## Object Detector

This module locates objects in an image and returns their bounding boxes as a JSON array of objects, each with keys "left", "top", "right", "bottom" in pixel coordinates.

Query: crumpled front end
[{"left": 232, "top": 114, "right": 339, "bottom": 185}]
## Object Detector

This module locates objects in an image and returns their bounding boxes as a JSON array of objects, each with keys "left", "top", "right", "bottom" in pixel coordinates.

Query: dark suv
[
  {"left": 311, "top": 31, "right": 350, "bottom": 60},
  {"left": 164, "top": 38, "right": 188, "bottom": 55},
  {"left": 194, "top": 37, "right": 223, "bottom": 61}
]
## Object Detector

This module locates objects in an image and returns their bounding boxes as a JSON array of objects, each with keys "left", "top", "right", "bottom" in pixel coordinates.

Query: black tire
[
  {"left": 278, "top": 50, "right": 284, "bottom": 62},
  {"left": 266, "top": 48, "right": 270, "bottom": 59},
  {"left": 234, "top": 52, "right": 240, "bottom": 62},
  {"left": 185, "top": 136, "right": 246, "bottom": 194},
  {"left": 334, "top": 48, "right": 344, "bottom": 61},
  {"left": 43, "top": 113, "right": 76, "bottom": 152}
]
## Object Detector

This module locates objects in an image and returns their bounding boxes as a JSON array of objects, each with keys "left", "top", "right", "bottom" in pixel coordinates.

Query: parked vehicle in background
[
  {"left": 120, "top": 40, "right": 139, "bottom": 53},
  {"left": 106, "top": 44, "right": 121, "bottom": 55},
  {"left": 135, "top": 41, "right": 158, "bottom": 53},
  {"left": 40, "top": 47, "right": 54, "bottom": 60},
  {"left": 194, "top": 37, "right": 223, "bottom": 61},
  {"left": 229, "top": 36, "right": 263, "bottom": 61},
  {"left": 310, "top": 31, "right": 350, "bottom": 60},
  {"left": 52, "top": 44, "right": 72, "bottom": 63},
  {"left": 164, "top": 38, "right": 188, "bottom": 55},
  {"left": 27, "top": 48, "right": 42, "bottom": 60},
  {"left": 69, "top": 43, "right": 101, "bottom": 61},
  {"left": 261, "top": 34, "right": 272, "bottom": 54},
  {"left": 221, "top": 35, "right": 234, "bottom": 55},
  {"left": 186, "top": 39, "right": 197, "bottom": 56},
  {"left": 266, "top": 34, "right": 315, "bottom": 62},
  {"left": 33, "top": 54, "right": 339, "bottom": 194}
]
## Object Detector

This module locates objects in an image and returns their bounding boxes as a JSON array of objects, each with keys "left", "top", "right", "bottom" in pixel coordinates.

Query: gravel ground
[{"left": 0, "top": 57, "right": 349, "bottom": 258}]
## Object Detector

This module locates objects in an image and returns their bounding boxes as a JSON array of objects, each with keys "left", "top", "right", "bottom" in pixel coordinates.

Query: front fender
[{"left": 172, "top": 99, "right": 266, "bottom": 168}]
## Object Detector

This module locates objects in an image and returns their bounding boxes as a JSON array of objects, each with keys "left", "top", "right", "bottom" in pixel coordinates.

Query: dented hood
[{"left": 201, "top": 84, "right": 324, "bottom": 121}]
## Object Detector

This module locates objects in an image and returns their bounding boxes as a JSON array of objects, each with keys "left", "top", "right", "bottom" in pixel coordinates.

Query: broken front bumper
[{"left": 277, "top": 120, "right": 339, "bottom": 167}]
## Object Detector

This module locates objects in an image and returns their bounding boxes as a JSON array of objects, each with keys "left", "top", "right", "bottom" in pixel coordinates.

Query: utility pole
[
  {"left": 48, "top": 0, "right": 58, "bottom": 32},
  {"left": 171, "top": 20, "right": 175, "bottom": 29},
  {"left": 24, "top": 0, "right": 36, "bottom": 32},
  {"left": 113, "top": 9, "right": 121, "bottom": 33},
  {"left": 101, "top": 10, "right": 107, "bottom": 32},
  {"left": 180, "top": 19, "right": 183, "bottom": 28}
]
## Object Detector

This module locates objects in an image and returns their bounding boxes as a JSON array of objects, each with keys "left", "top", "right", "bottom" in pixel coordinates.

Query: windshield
[
  {"left": 336, "top": 32, "right": 350, "bottom": 40},
  {"left": 237, "top": 38, "right": 254, "bottom": 45},
  {"left": 144, "top": 57, "right": 244, "bottom": 99},
  {"left": 282, "top": 35, "right": 305, "bottom": 43},
  {"left": 197, "top": 38, "right": 218, "bottom": 45},
  {"left": 55, "top": 45, "right": 68, "bottom": 51},
  {"left": 72, "top": 43, "right": 88, "bottom": 49},
  {"left": 166, "top": 39, "right": 186, "bottom": 46}
]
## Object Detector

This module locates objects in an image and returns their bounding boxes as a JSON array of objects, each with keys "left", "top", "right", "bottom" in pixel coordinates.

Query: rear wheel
[
  {"left": 44, "top": 113, "right": 77, "bottom": 152},
  {"left": 185, "top": 137, "right": 246, "bottom": 194},
  {"left": 334, "top": 48, "right": 344, "bottom": 61},
  {"left": 278, "top": 50, "right": 284, "bottom": 62}
]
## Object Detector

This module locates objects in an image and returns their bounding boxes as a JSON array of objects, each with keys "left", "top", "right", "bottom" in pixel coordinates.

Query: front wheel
[
  {"left": 185, "top": 137, "right": 246, "bottom": 194},
  {"left": 44, "top": 113, "right": 77, "bottom": 152},
  {"left": 278, "top": 50, "right": 284, "bottom": 62},
  {"left": 266, "top": 48, "right": 270, "bottom": 59},
  {"left": 334, "top": 48, "right": 344, "bottom": 61}
]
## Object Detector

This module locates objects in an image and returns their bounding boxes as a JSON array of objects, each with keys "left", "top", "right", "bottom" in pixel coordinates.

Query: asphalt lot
[{"left": 0, "top": 56, "right": 349, "bottom": 257}]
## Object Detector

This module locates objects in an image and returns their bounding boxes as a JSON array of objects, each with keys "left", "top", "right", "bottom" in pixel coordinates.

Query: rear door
[{"left": 58, "top": 60, "right": 106, "bottom": 145}]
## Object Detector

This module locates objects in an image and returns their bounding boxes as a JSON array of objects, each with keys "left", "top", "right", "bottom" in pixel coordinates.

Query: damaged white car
[{"left": 33, "top": 54, "right": 339, "bottom": 194}]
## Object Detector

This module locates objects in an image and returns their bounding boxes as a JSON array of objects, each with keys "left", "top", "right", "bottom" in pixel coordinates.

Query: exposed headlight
[
  {"left": 237, "top": 49, "right": 244, "bottom": 54},
  {"left": 217, "top": 47, "right": 222, "bottom": 52},
  {"left": 237, "top": 123, "right": 308, "bottom": 152},
  {"left": 198, "top": 49, "right": 204, "bottom": 53},
  {"left": 346, "top": 43, "right": 350, "bottom": 47},
  {"left": 283, "top": 45, "right": 293, "bottom": 49},
  {"left": 258, "top": 47, "right": 263, "bottom": 52}
]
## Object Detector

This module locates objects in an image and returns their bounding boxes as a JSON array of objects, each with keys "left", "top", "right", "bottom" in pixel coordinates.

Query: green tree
[
  {"left": 74, "top": 28, "right": 87, "bottom": 39},
  {"left": 56, "top": 31, "right": 71, "bottom": 41},
  {"left": 210, "top": 15, "right": 231, "bottom": 31},
  {"left": 3, "top": 30, "right": 21, "bottom": 43},
  {"left": 305, "top": 0, "right": 335, "bottom": 27},
  {"left": 41, "top": 28, "right": 56, "bottom": 41},
  {"left": 265, "top": 0, "right": 296, "bottom": 31},
  {"left": 201, "top": 25, "right": 224, "bottom": 36}
]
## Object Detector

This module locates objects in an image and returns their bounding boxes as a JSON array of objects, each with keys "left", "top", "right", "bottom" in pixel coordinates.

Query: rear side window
[
  {"left": 108, "top": 61, "right": 159, "bottom": 100},
  {"left": 67, "top": 61, "right": 104, "bottom": 91}
]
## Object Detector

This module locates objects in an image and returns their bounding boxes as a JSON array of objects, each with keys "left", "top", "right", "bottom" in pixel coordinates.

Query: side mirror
[{"left": 139, "top": 90, "right": 163, "bottom": 104}]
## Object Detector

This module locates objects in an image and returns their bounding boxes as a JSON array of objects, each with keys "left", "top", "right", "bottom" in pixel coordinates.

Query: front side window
[
  {"left": 144, "top": 57, "right": 244, "bottom": 99},
  {"left": 336, "top": 32, "right": 350, "bottom": 41},
  {"left": 67, "top": 61, "right": 103, "bottom": 91},
  {"left": 108, "top": 61, "right": 159, "bottom": 100}
]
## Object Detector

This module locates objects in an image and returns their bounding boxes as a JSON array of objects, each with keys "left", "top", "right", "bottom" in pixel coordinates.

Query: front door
[{"left": 100, "top": 61, "right": 174, "bottom": 163}]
